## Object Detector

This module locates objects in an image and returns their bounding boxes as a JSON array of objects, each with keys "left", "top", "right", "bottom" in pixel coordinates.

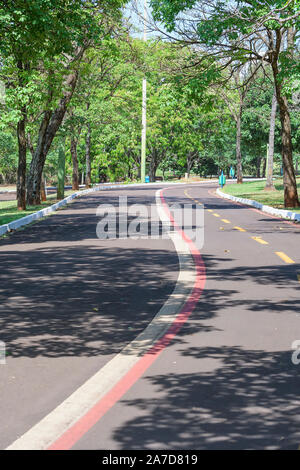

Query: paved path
[
  {"left": 1, "top": 183, "right": 300, "bottom": 450},
  {"left": 0, "top": 186, "right": 178, "bottom": 449}
]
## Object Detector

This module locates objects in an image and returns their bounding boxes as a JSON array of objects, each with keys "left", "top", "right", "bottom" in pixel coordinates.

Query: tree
[
  {"left": 0, "top": 129, "right": 18, "bottom": 183},
  {"left": 0, "top": 0, "right": 128, "bottom": 207},
  {"left": 150, "top": 0, "right": 300, "bottom": 207},
  {"left": 241, "top": 74, "right": 280, "bottom": 178},
  {"left": 67, "top": 35, "right": 142, "bottom": 186},
  {"left": 266, "top": 90, "right": 278, "bottom": 189},
  {"left": 0, "top": 1, "right": 84, "bottom": 207},
  {"left": 65, "top": 108, "right": 83, "bottom": 190},
  {"left": 216, "top": 63, "right": 260, "bottom": 183}
]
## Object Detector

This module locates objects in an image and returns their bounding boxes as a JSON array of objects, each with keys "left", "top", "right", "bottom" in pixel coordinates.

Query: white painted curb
[
  {"left": 0, "top": 180, "right": 218, "bottom": 237},
  {"left": 217, "top": 188, "right": 300, "bottom": 223}
]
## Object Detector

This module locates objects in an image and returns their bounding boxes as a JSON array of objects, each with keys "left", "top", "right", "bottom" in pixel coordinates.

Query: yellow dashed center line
[
  {"left": 184, "top": 189, "right": 193, "bottom": 200},
  {"left": 184, "top": 188, "right": 299, "bottom": 286},
  {"left": 184, "top": 189, "right": 299, "bottom": 289},
  {"left": 275, "top": 252, "right": 295, "bottom": 264},
  {"left": 184, "top": 189, "right": 203, "bottom": 206},
  {"left": 251, "top": 236, "right": 269, "bottom": 245}
]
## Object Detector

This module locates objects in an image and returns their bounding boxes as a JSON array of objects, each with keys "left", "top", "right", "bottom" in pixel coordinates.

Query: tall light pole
[{"left": 141, "top": 0, "right": 147, "bottom": 183}]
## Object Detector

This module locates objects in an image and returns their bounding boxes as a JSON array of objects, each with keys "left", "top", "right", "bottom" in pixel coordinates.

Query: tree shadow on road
[
  {"left": 112, "top": 346, "right": 300, "bottom": 450},
  {"left": 0, "top": 243, "right": 180, "bottom": 358},
  {"left": 0, "top": 188, "right": 299, "bottom": 449}
]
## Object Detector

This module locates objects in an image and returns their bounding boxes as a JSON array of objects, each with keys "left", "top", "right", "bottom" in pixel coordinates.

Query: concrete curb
[
  {"left": 217, "top": 188, "right": 300, "bottom": 223},
  {"left": 0, "top": 180, "right": 218, "bottom": 237}
]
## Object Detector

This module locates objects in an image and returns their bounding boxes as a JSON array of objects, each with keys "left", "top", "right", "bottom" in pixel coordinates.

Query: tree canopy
[{"left": 0, "top": 1, "right": 299, "bottom": 208}]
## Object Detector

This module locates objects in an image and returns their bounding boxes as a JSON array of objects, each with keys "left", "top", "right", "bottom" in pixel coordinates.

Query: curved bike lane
[
  {"left": 0, "top": 185, "right": 180, "bottom": 449},
  {"left": 70, "top": 183, "right": 300, "bottom": 450}
]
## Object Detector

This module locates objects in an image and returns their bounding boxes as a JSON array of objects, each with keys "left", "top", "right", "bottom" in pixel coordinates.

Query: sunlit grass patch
[
  {"left": 223, "top": 178, "right": 300, "bottom": 214},
  {"left": 0, "top": 190, "right": 75, "bottom": 226}
]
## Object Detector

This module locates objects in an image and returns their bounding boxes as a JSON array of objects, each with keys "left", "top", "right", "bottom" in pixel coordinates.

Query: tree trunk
[
  {"left": 187, "top": 152, "right": 196, "bottom": 177},
  {"left": 70, "top": 137, "right": 79, "bottom": 190},
  {"left": 40, "top": 174, "right": 47, "bottom": 201},
  {"left": 279, "top": 95, "right": 299, "bottom": 207},
  {"left": 16, "top": 60, "right": 29, "bottom": 210},
  {"left": 28, "top": 132, "right": 47, "bottom": 200},
  {"left": 272, "top": 70, "right": 299, "bottom": 207},
  {"left": 265, "top": 90, "right": 277, "bottom": 190},
  {"left": 57, "top": 144, "right": 65, "bottom": 200},
  {"left": 262, "top": 156, "right": 267, "bottom": 178},
  {"left": 149, "top": 161, "right": 156, "bottom": 182},
  {"left": 236, "top": 111, "right": 243, "bottom": 183},
  {"left": 149, "top": 151, "right": 157, "bottom": 182},
  {"left": 270, "top": 32, "right": 300, "bottom": 207},
  {"left": 17, "top": 106, "right": 27, "bottom": 210},
  {"left": 27, "top": 63, "right": 82, "bottom": 205},
  {"left": 85, "top": 122, "right": 91, "bottom": 188},
  {"left": 26, "top": 111, "right": 51, "bottom": 205},
  {"left": 256, "top": 156, "right": 261, "bottom": 178}
]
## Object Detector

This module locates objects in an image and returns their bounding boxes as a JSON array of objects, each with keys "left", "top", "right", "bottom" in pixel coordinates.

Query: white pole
[{"left": 141, "top": 0, "right": 147, "bottom": 183}]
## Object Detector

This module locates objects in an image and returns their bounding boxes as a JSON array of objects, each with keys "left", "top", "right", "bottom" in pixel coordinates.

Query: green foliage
[
  {"left": 0, "top": 1, "right": 299, "bottom": 193},
  {"left": 150, "top": 0, "right": 198, "bottom": 31},
  {"left": 0, "top": 130, "right": 18, "bottom": 183},
  {"left": 150, "top": 1, "right": 300, "bottom": 93}
]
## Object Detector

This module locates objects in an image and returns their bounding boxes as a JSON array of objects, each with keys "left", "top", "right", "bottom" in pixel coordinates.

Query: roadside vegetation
[
  {"left": 0, "top": 1, "right": 299, "bottom": 217},
  {"left": 223, "top": 179, "right": 300, "bottom": 213},
  {"left": 0, "top": 190, "right": 77, "bottom": 226}
]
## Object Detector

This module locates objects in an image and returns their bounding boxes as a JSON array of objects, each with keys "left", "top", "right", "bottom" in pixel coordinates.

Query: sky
[{"left": 124, "top": 0, "right": 166, "bottom": 40}]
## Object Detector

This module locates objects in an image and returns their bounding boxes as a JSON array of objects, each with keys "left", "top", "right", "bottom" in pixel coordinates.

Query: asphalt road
[{"left": 0, "top": 182, "right": 299, "bottom": 450}]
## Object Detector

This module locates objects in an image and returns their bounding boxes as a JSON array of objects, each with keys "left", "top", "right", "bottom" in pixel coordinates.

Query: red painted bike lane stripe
[{"left": 48, "top": 188, "right": 206, "bottom": 450}]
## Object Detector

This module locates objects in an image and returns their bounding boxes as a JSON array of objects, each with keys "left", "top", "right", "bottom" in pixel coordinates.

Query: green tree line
[{"left": 0, "top": 1, "right": 299, "bottom": 210}]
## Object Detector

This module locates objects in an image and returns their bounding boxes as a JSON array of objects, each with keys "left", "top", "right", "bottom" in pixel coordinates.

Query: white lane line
[{"left": 7, "top": 189, "right": 199, "bottom": 450}]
